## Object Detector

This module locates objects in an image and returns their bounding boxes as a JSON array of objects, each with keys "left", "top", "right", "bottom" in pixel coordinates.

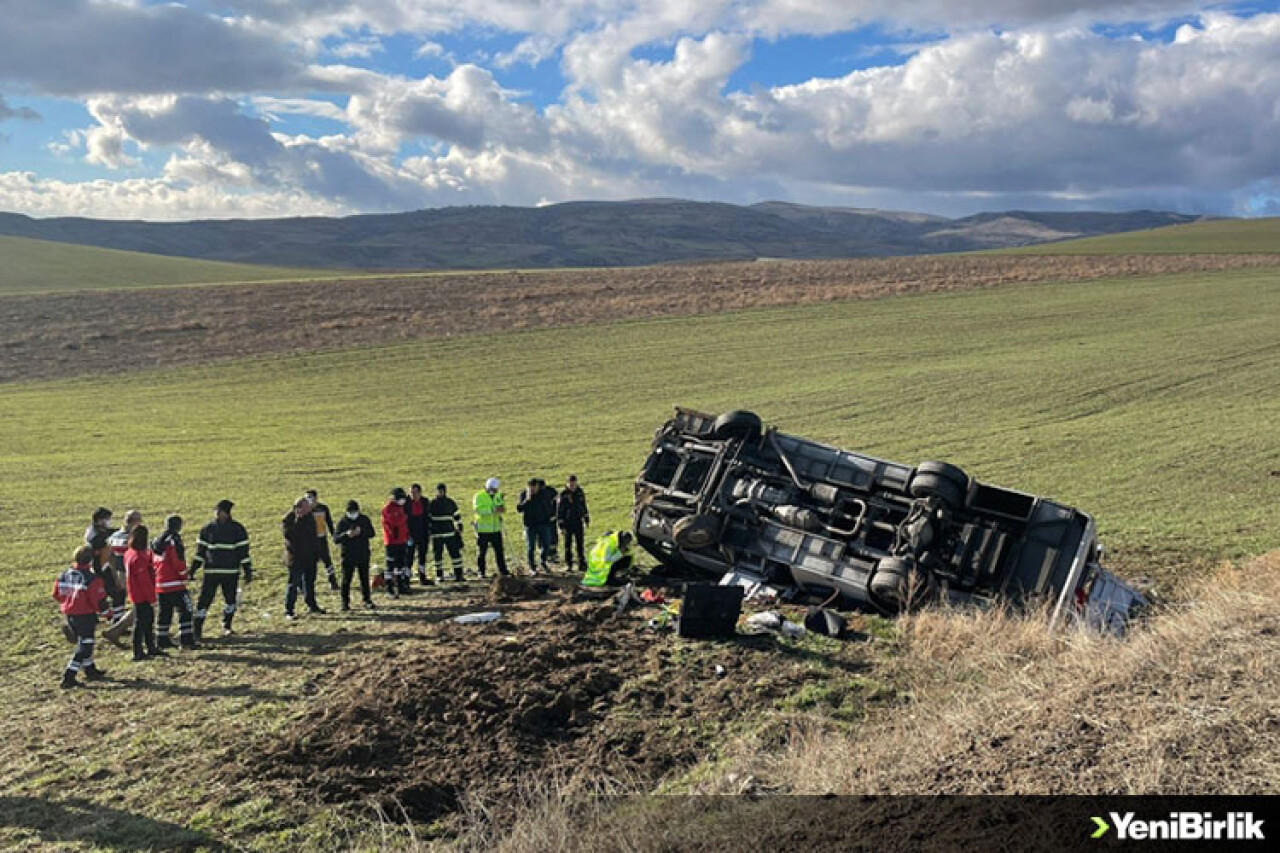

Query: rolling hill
[
  {"left": 0, "top": 201, "right": 1200, "bottom": 271},
  {"left": 0, "top": 235, "right": 337, "bottom": 294},
  {"left": 1006, "top": 216, "right": 1280, "bottom": 254}
]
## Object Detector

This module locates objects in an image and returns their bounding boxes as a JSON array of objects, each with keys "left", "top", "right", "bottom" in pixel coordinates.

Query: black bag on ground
[{"left": 678, "top": 583, "right": 744, "bottom": 639}]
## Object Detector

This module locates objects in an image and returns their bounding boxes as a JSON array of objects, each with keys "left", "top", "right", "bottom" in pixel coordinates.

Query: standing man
[
  {"left": 406, "top": 483, "right": 433, "bottom": 586},
  {"left": 334, "top": 500, "right": 376, "bottom": 610},
  {"left": 517, "top": 478, "right": 556, "bottom": 574},
  {"left": 382, "top": 487, "right": 411, "bottom": 598},
  {"left": 557, "top": 475, "right": 591, "bottom": 573},
  {"left": 473, "top": 477, "right": 509, "bottom": 578},
  {"left": 305, "top": 489, "right": 339, "bottom": 591},
  {"left": 428, "top": 483, "right": 465, "bottom": 583},
  {"left": 283, "top": 496, "right": 325, "bottom": 618},
  {"left": 539, "top": 478, "right": 560, "bottom": 564},
  {"left": 102, "top": 508, "right": 142, "bottom": 645},
  {"left": 191, "top": 499, "right": 254, "bottom": 640},
  {"left": 153, "top": 515, "right": 197, "bottom": 649},
  {"left": 84, "top": 507, "right": 126, "bottom": 629}
]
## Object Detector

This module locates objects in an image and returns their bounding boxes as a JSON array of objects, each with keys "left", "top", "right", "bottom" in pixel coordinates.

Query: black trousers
[
  {"left": 132, "top": 601, "right": 157, "bottom": 656},
  {"left": 561, "top": 524, "right": 586, "bottom": 570},
  {"left": 157, "top": 590, "right": 195, "bottom": 646},
  {"left": 317, "top": 537, "right": 333, "bottom": 570},
  {"left": 476, "top": 532, "right": 508, "bottom": 576},
  {"left": 410, "top": 530, "right": 429, "bottom": 568},
  {"left": 286, "top": 556, "right": 320, "bottom": 614},
  {"left": 64, "top": 613, "right": 99, "bottom": 676},
  {"left": 341, "top": 556, "right": 372, "bottom": 606},
  {"left": 432, "top": 534, "right": 464, "bottom": 579},
  {"left": 196, "top": 574, "right": 240, "bottom": 631}
]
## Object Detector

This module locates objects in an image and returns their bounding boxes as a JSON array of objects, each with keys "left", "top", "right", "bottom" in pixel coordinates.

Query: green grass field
[
  {"left": 1009, "top": 216, "right": 1280, "bottom": 254},
  {"left": 1, "top": 265, "right": 1277, "bottom": 849},
  {"left": 0, "top": 235, "right": 342, "bottom": 294}
]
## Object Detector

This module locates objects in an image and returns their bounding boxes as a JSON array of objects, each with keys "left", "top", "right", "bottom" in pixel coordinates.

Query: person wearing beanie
[
  {"left": 428, "top": 483, "right": 466, "bottom": 583},
  {"left": 472, "top": 477, "right": 509, "bottom": 578},
  {"left": 191, "top": 499, "right": 254, "bottom": 640},
  {"left": 283, "top": 496, "right": 325, "bottom": 619},
  {"left": 334, "top": 499, "right": 377, "bottom": 610},
  {"left": 53, "top": 545, "right": 111, "bottom": 688},
  {"left": 153, "top": 515, "right": 197, "bottom": 650},
  {"left": 381, "top": 487, "right": 412, "bottom": 597}
]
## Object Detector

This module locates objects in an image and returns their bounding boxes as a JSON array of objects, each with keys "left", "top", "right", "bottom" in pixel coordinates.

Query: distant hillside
[
  {"left": 0, "top": 201, "right": 1202, "bottom": 271},
  {"left": 1006, "top": 216, "right": 1280, "bottom": 254},
  {"left": 0, "top": 235, "right": 338, "bottom": 295}
]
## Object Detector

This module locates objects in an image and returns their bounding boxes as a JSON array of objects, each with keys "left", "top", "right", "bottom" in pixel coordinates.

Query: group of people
[{"left": 53, "top": 474, "right": 635, "bottom": 689}]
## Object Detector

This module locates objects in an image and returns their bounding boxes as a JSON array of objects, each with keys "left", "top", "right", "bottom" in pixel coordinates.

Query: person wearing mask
[
  {"left": 191, "top": 499, "right": 254, "bottom": 641},
  {"left": 283, "top": 496, "right": 325, "bottom": 619},
  {"left": 123, "top": 525, "right": 163, "bottom": 661},
  {"left": 53, "top": 545, "right": 110, "bottom": 688},
  {"left": 406, "top": 483, "right": 433, "bottom": 586},
  {"left": 517, "top": 478, "right": 557, "bottom": 574},
  {"left": 472, "top": 478, "right": 509, "bottom": 578},
  {"left": 583, "top": 530, "right": 635, "bottom": 589},
  {"left": 334, "top": 500, "right": 377, "bottom": 610},
  {"left": 381, "top": 487, "right": 412, "bottom": 597},
  {"left": 153, "top": 515, "right": 197, "bottom": 650},
  {"left": 305, "top": 489, "right": 339, "bottom": 591},
  {"left": 556, "top": 475, "right": 591, "bottom": 573},
  {"left": 428, "top": 483, "right": 465, "bottom": 583}
]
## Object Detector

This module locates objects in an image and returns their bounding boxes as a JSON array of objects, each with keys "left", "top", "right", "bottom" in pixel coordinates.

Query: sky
[{"left": 1, "top": 1, "right": 1279, "bottom": 220}]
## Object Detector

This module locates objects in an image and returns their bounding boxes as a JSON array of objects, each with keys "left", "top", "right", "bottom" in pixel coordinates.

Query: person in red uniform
[
  {"left": 53, "top": 545, "right": 110, "bottom": 688},
  {"left": 381, "top": 487, "right": 411, "bottom": 598},
  {"left": 124, "top": 525, "right": 163, "bottom": 661},
  {"left": 153, "top": 515, "right": 197, "bottom": 650}
]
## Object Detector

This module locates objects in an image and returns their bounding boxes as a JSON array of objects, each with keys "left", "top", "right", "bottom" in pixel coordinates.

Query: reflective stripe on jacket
[
  {"left": 473, "top": 491, "right": 504, "bottom": 534},
  {"left": 584, "top": 532, "right": 630, "bottom": 587}
]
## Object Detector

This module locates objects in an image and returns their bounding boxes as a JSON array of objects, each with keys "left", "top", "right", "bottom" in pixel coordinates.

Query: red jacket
[
  {"left": 382, "top": 501, "right": 409, "bottom": 546},
  {"left": 52, "top": 564, "right": 108, "bottom": 616},
  {"left": 154, "top": 535, "right": 189, "bottom": 593},
  {"left": 125, "top": 547, "right": 157, "bottom": 604}
]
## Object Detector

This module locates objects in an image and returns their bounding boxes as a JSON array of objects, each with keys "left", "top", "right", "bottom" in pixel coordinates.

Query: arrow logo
[{"left": 1091, "top": 816, "right": 1111, "bottom": 838}]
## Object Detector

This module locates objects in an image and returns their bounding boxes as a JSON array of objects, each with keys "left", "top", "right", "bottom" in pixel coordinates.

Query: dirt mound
[
  {"left": 250, "top": 596, "right": 863, "bottom": 823},
  {"left": 487, "top": 575, "right": 549, "bottom": 603}
]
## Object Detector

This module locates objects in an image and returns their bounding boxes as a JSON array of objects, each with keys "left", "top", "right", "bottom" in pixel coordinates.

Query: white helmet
[{"left": 485, "top": 477, "right": 501, "bottom": 491}]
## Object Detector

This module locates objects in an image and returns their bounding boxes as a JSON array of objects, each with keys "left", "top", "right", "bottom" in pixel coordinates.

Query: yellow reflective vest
[
  {"left": 473, "top": 490, "right": 505, "bottom": 534},
  {"left": 584, "top": 531, "right": 630, "bottom": 587}
]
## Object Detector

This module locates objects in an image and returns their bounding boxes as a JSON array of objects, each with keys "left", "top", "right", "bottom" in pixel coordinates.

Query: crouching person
[
  {"left": 53, "top": 546, "right": 110, "bottom": 688},
  {"left": 335, "top": 500, "right": 376, "bottom": 610},
  {"left": 582, "top": 530, "right": 635, "bottom": 589},
  {"left": 153, "top": 515, "right": 197, "bottom": 650},
  {"left": 124, "top": 525, "right": 164, "bottom": 660}
]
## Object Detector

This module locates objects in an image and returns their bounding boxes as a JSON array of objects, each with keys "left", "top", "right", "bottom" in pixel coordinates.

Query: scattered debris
[
  {"left": 488, "top": 575, "right": 546, "bottom": 603},
  {"left": 804, "top": 607, "right": 847, "bottom": 638},
  {"left": 452, "top": 611, "right": 502, "bottom": 625},
  {"left": 677, "top": 583, "right": 744, "bottom": 639}
]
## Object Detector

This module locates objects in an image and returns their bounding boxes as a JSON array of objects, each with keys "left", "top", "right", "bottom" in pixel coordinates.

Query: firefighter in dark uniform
[
  {"left": 191, "top": 499, "right": 254, "bottom": 641},
  {"left": 428, "top": 483, "right": 466, "bottom": 582}
]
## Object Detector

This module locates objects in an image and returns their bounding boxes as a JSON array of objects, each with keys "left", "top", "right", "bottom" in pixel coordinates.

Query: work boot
[
  {"left": 308, "top": 606, "right": 327, "bottom": 615},
  {"left": 157, "top": 636, "right": 175, "bottom": 650},
  {"left": 148, "top": 649, "right": 169, "bottom": 658},
  {"left": 192, "top": 616, "right": 205, "bottom": 645},
  {"left": 132, "top": 650, "right": 148, "bottom": 662},
  {"left": 341, "top": 602, "right": 351, "bottom": 612},
  {"left": 328, "top": 569, "right": 339, "bottom": 591},
  {"left": 84, "top": 665, "right": 108, "bottom": 682},
  {"left": 364, "top": 598, "right": 377, "bottom": 609},
  {"left": 60, "top": 671, "right": 78, "bottom": 689}
]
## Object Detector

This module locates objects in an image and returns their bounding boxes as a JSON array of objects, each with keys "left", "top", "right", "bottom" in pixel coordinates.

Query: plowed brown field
[{"left": 3, "top": 253, "right": 1278, "bottom": 383}]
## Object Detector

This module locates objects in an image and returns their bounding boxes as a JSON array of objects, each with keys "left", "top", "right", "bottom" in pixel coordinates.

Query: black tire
[
  {"left": 711, "top": 410, "right": 763, "bottom": 442},
  {"left": 870, "top": 557, "right": 933, "bottom": 611},
  {"left": 672, "top": 514, "right": 721, "bottom": 549},
  {"left": 909, "top": 460, "right": 969, "bottom": 508}
]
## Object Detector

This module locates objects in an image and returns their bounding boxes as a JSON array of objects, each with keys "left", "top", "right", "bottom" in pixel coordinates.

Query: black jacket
[
  {"left": 193, "top": 518, "right": 253, "bottom": 581},
  {"left": 282, "top": 510, "right": 321, "bottom": 566},
  {"left": 335, "top": 513, "right": 376, "bottom": 562},
  {"left": 517, "top": 487, "right": 557, "bottom": 527},
  {"left": 406, "top": 496, "right": 430, "bottom": 537},
  {"left": 427, "top": 496, "right": 463, "bottom": 536},
  {"left": 556, "top": 488, "right": 590, "bottom": 528}
]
